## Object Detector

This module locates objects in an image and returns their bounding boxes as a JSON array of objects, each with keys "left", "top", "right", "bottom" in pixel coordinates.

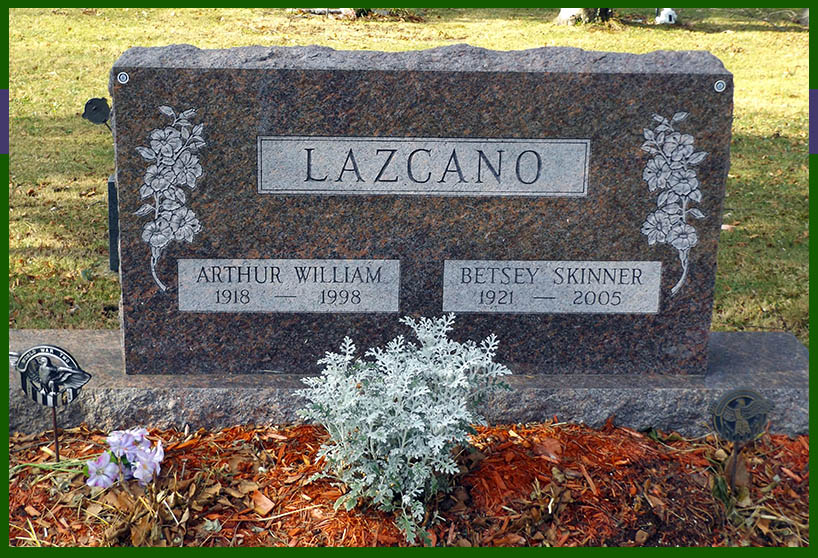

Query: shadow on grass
[
  {"left": 427, "top": 8, "right": 558, "bottom": 23},
  {"left": 675, "top": 22, "right": 805, "bottom": 34},
  {"left": 614, "top": 19, "right": 808, "bottom": 34},
  {"left": 431, "top": 8, "right": 808, "bottom": 35}
]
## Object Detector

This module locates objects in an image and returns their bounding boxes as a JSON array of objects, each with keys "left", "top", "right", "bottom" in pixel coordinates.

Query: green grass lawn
[{"left": 8, "top": 8, "right": 809, "bottom": 346}]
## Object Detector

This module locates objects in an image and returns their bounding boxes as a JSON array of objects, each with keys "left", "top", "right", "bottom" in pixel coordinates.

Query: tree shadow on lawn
[{"left": 438, "top": 8, "right": 808, "bottom": 35}]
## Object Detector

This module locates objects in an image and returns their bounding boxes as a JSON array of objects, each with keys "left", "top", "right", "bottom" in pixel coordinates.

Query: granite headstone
[{"left": 110, "top": 44, "right": 733, "bottom": 376}]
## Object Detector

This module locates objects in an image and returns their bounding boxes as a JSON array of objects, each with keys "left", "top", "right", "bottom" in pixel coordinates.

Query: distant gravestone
[{"left": 110, "top": 44, "right": 733, "bottom": 376}]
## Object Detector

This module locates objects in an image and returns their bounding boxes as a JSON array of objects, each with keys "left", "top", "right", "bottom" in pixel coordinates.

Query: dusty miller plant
[{"left": 297, "top": 314, "right": 511, "bottom": 543}]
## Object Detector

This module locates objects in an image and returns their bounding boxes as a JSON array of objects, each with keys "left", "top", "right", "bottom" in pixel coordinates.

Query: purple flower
[
  {"left": 150, "top": 127, "right": 183, "bottom": 159},
  {"left": 95, "top": 428, "right": 166, "bottom": 487},
  {"left": 126, "top": 427, "right": 149, "bottom": 443},
  {"left": 106, "top": 430, "right": 135, "bottom": 458},
  {"left": 132, "top": 459, "right": 156, "bottom": 486},
  {"left": 86, "top": 452, "right": 119, "bottom": 489},
  {"left": 667, "top": 223, "right": 698, "bottom": 251},
  {"left": 173, "top": 151, "right": 203, "bottom": 187},
  {"left": 131, "top": 441, "right": 164, "bottom": 486}
]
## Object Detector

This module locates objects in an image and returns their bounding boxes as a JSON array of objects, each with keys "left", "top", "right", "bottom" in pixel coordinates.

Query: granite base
[{"left": 9, "top": 330, "right": 808, "bottom": 436}]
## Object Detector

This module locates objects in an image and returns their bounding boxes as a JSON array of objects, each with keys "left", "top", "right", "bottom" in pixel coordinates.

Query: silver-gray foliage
[{"left": 297, "top": 314, "right": 511, "bottom": 543}]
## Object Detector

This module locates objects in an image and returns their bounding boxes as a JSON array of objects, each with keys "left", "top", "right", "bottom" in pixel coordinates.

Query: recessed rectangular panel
[
  {"left": 258, "top": 137, "right": 589, "bottom": 196},
  {"left": 443, "top": 260, "right": 661, "bottom": 314},
  {"left": 178, "top": 259, "right": 400, "bottom": 313}
]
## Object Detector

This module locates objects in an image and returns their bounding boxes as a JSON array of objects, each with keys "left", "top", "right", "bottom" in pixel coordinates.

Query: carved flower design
[
  {"left": 670, "top": 169, "right": 699, "bottom": 197},
  {"left": 135, "top": 106, "right": 206, "bottom": 291},
  {"left": 662, "top": 202, "right": 684, "bottom": 223},
  {"left": 666, "top": 223, "right": 698, "bottom": 251},
  {"left": 662, "top": 132, "right": 695, "bottom": 161},
  {"left": 142, "top": 218, "right": 173, "bottom": 249},
  {"left": 169, "top": 208, "right": 201, "bottom": 242},
  {"left": 150, "top": 127, "right": 183, "bottom": 159},
  {"left": 173, "top": 151, "right": 203, "bottom": 187},
  {"left": 642, "top": 156, "right": 671, "bottom": 191},
  {"left": 640, "top": 112, "right": 708, "bottom": 296},
  {"left": 641, "top": 210, "right": 673, "bottom": 245},
  {"left": 140, "top": 165, "right": 175, "bottom": 198}
]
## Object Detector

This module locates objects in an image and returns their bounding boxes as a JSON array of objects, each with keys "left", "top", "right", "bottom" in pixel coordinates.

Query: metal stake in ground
[
  {"left": 81, "top": 97, "right": 120, "bottom": 273},
  {"left": 9, "top": 345, "right": 92, "bottom": 462},
  {"left": 710, "top": 388, "right": 773, "bottom": 493}
]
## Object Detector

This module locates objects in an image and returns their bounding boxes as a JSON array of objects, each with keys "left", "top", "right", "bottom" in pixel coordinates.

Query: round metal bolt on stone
[
  {"left": 117, "top": 71, "right": 129, "bottom": 84},
  {"left": 714, "top": 80, "right": 726, "bottom": 93}
]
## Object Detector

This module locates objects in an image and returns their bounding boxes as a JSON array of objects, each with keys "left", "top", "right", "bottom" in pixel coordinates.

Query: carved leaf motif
[
  {"left": 643, "top": 129, "right": 655, "bottom": 141},
  {"left": 136, "top": 146, "right": 156, "bottom": 160},
  {"left": 188, "top": 138, "right": 205, "bottom": 152},
  {"left": 688, "top": 208, "right": 706, "bottom": 219},
  {"left": 663, "top": 203, "right": 683, "bottom": 221},
  {"left": 133, "top": 204, "right": 155, "bottom": 217},
  {"left": 688, "top": 151, "right": 707, "bottom": 165},
  {"left": 672, "top": 111, "right": 689, "bottom": 122},
  {"left": 657, "top": 190, "right": 680, "bottom": 207},
  {"left": 172, "top": 187, "right": 186, "bottom": 204},
  {"left": 641, "top": 142, "right": 658, "bottom": 154},
  {"left": 161, "top": 198, "right": 182, "bottom": 211},
  {"left": 159, "top": 105, "right": 175, "bottom": 117}
]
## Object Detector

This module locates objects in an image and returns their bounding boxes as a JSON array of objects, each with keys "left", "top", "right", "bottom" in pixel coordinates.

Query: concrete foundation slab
[{"left": 9, "top": 330, "right": 808, "bottom": 436}]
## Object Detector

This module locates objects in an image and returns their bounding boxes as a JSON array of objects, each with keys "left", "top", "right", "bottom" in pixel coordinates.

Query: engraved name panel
[
  {"left": 442, "top": 260, "right": 661, "bottom": 314},
  {"left": 258, "top": 137, "right": 590, "bottom": 196},
  {"left": 178, "top": 259, "right": 400, "bottom": 313}
]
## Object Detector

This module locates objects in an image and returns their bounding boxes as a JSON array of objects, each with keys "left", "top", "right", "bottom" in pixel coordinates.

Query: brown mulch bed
[{"left": 8, "top": 419, "right": 809, "bottom": 547}]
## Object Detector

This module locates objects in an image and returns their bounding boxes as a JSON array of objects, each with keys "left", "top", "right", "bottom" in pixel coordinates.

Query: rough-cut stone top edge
[{"left": 111, "top": 44, "right": 731, "bottom": 75}]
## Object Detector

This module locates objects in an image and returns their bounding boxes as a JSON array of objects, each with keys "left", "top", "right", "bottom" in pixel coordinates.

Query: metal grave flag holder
[
  {"left": 710, "top": 388, "right": 773, "bottom": 493},
  {"left": 9, "top": 345, "right": 92, "bottom": 462}
]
